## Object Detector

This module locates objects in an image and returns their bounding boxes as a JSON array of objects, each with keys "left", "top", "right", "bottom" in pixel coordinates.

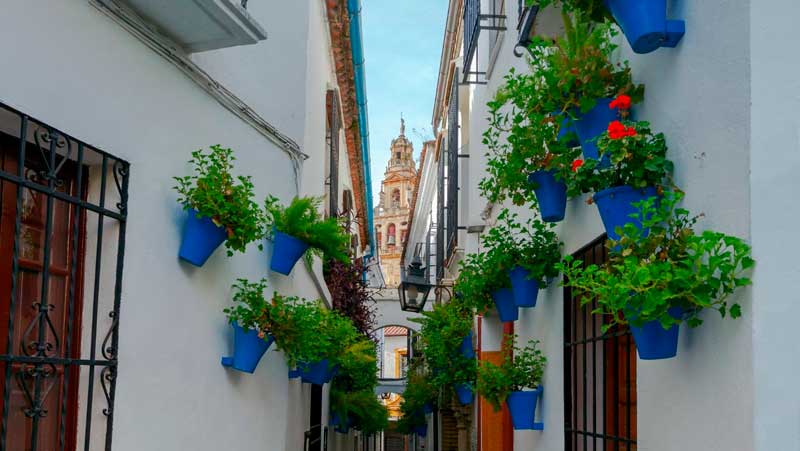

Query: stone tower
[{"left": 374, "top": 118, "right": 417, "bottom": 288}]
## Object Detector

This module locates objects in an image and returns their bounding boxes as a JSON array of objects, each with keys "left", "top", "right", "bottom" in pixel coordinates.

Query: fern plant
[{"left": 265, "top": 195, "right": 350, "bottom": 263}]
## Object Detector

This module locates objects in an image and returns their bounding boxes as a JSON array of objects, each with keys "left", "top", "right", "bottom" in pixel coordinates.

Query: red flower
[
  {"left": 607, "top": 121, "right": 636, "bottom": 139},
  {"left": 571, "top": 159, "right": 584, "bottom": 172},
  {"left": 609, "top": 94, "right": 632, "bottom": 111},
  {"left": 607, "top": 120, "right": 626, "bottom": 139}
]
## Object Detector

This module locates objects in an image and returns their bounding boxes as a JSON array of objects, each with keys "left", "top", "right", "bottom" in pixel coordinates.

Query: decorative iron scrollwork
[
  {"left": 101, "top": 310, "right": 119, "bottom": 361},
  {"left": 100, "top": 366, "right": 117, "bottom": 417},
  {"left": 33, "top": 125, "right": 72, "bottom": 188},
  {"left": 113, "top": 160, "right": 129, "bottom": 214},
  {"left": 15, "top": 363, "right": 58, "bottom": 419},
  {"left": 21, "top": 302, "right": 60, "bottom": 358}
]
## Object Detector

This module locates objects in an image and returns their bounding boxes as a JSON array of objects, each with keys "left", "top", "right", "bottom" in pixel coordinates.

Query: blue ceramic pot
[
  {"left": 573, "top": 98, "right": 618, "bottom": 163},
  {"left": 508, "top": 266, "right": 540, "bottom": 308},
  {"left": 555, "top": 112, "right": 579, "bottom": 146},
  {"left": 220, "top": 322, "right": 274, "bottom": 374},
  {"left": 414, "top": 424, "right": 428, "bottom": 437},
  {"left": 491, "top": 288, "right": 519, "bottom": 322},
  {"left": 270, "top": 230, "right": 310, "bottom": 275},
  {"left": 178, "top": 208, "right": 227, "bottom": 266},
  {"left": 423, "top": 403, "right": 434, "bottom": 415},
  {"left": 455, "top": 384, "right": 474, "bottom": 405},
  {"left": 593, "top": 185, "right": 658, "bottom": 241},
  {"left": 460, "top": 331, "right": 475, "bottom": 359},
  {"left": 603, "top": 0, "right": 685, "bottom": 54},
  {"left": 506, "top": 389, "right": 541, "bottom": 430},
  {"left": 330, "top": 413, "right": 351, "bottom": 434},
  {"left": 528, "top": 170, "right": 567, "bottom": 223},
  {"left": 299, "top": 359, "right": 333, "bottom": 385},
  {"left": 628, "top": 307, "right": 683, "bottom": 360}
]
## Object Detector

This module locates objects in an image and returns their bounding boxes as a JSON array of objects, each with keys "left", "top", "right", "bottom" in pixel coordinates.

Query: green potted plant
[
  {"left": 558, "top": 191, "right": 755, "bottom": 360},
  {"left": 529, "top": 16, "right": 643, "bottom": 162},
  {"left": 173, "top": 145, "right": 266, "bottom": 266},
  {"left": 221, "top": 278, "right": 273, "bottom": 374},
  {"left": 477, "top": 335, "right": 547, "bottom": 430},
  {"left": 481, "top": 70, "right": 581, "bottom": 222},
  {"left": 482, "top": 210, "right": 562, "bottom": 309},
  {"left": 568, "top": 105, "right": 674, "bottom": 241},
  {"left": 330, "top": 388, "right": 389, "bottom": 435},
  {"left": 527, "top": 0, "right": 685, "bottom": 54},
  {"left": 264, "top": 196, "right": 350, "bottom": 275},
  {"left": 455, "top": 252, "right": 518, "bottom": 322}
]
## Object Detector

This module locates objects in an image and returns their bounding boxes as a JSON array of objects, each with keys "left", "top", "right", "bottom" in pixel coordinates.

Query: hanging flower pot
[
  {"left": 270, "top": 230, "right": 310, "bottom": 275},
  {"left": 423, "top": 403, "right": 434, "bottom": 415},
  {"left": 528, "top": 170, "right": 567, "bottom": 223},
  {"left": 508, "top": 266, "right": 540, "bottom": 308},
  {"left": 455, "top": 384, "right": 474, "bottom": 405},
  {"left": 330, "top": 413, "right": 351, "bottom": 434},
  {"left": 178, "top": 208, "right": 228, "bottom": 266},
  {"left": 603, "top": 0, "right": 685, "bottom": 54},
  {"left": 573, "top": 98, "right": 618, "bottom": 163},
  {"left": 628, "top": 307, "right": 683, "bottom": 360},
  {"left": 460, "top": 331, "right": 475, "bottom": 359},
  {"left": 220, "top": 322, "right": 274, "bottom": 374},
  {"left": 593, "top": 185, "right": 658, "bottom": 241},
  {"left": 298, "top": 359, "right": 334, "bottom": 385},
  {"left": 491, "top": 288, "right": 519, "bottom": 322},
  {"left": 414, "top": 424, "right": 428, "bottom": 437},
  {"left": 506, "top": 388, "right": 544, "bottom": 430}
]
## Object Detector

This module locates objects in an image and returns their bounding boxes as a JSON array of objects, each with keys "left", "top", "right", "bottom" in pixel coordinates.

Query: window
[
  {"left": 487, "top": 0, "right": 507, "bottom": 76},
  {"left": 0, "top": 102, "right": 129, "bottom": 450},
  {"left": 326, "top": 90, "right": 341, "bottom": 218},
  {"left": 391, "top": 188, "right": 400, "bottom": 209},
  {"left": 462, "top": 0, "right": 507, "bottom": 84},
  {"left": 342, "top": 189, "right": 353, "bottom": 214},
  {"left": 564, "top": 237, "right": 637, "bottom": 451},
  {"left": 387, "top": 224, "right": 396, "bottom": 246}
]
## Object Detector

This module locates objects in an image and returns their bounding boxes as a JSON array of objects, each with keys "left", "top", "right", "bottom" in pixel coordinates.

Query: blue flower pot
[
  {"left": 573, "top": 98, "right": 618, "bottom": 163},
  {"left": 629, "top": 307, "right": 682, "bottom": 360},
  {"left": 509, "top": 266, "right": 540, "bottom": 308},
  {"left": 414, "top": 424, "right": 428, "bottom": 437},
  {"left": 555, "top": 112, "right": 579, "bottom": 146},
  {"left": 178, "top": 208, "right": 227, "bottom": 266},
  {"left": 593, "top": 185, "right": 658, "bottom": 241},
  {"left": 528, "top": 170, "right": 567, "bottom": 223},
  {"left": 299, "top": 359, "right": 333, "bottom": 385},
  {"left": 603, "top": 0, "right": 685, "bottom": 54},
  {"left": 506, "top": 389, "right": 542, "bottom": 430},
  {"left": 220, "top": 322, "right": 274, "bottom": 374},
  {"left": 460, "top": 331, "right": 475, "bottom": 359},
  {"left": 288, "top": 368, "right": 303, "bottom": 379},
  {"left": 423, "top": 403, "right": 434, "bottom": 415},
  {"left": 330, "top": 413, "right": 351, "bottom": 434},
  {"left": 455, "top": 384, "right": 474, "bottom": 405},
  {"left": 491, "top": 288, "right": 519, "bottom": 322},
  {"left": 270, "top": 230, "right": 310, "bottom": 275}
]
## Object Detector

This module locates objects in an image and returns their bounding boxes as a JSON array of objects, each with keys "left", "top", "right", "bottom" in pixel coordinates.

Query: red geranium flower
[
  {"left": 607, "top": 120, "right": 627, "bottom": 139},
  {"left": 571, "top": 159, "right": 584, "bottom": 172},
  {"left": 609, "top": 94, "right": 632, "bottom": 111}
]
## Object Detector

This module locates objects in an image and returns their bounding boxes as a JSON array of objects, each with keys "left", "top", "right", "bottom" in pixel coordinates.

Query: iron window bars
[
  {"left": 0, "top": 101, "right": 129, "bottom": 451},
  {"left": 327, "top": 90, "right": 341, "bottom": 217},
  {"left": 463, "top": 0, "right": 507, "bottom": 84},
  {"left": 564, "top": 236, "right": 637, "bottom": 451},
  {"left": 436, "top": 74, "right": 460, "bottom": 282}
]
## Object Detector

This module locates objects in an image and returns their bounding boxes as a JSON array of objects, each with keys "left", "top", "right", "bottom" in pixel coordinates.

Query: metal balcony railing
[{"left": 463, "top": 0, "right": 507, "bottom": 84}]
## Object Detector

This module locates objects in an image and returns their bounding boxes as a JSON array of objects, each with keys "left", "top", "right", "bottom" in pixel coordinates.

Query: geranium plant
[
  {"left": 526, "top": 0, "right": 609, "bottom": 24},
  {"left": 223, "top": 278, "right": 270, "bottom": 333},
  {"left": 173, "top": 145, "right": 266, "bottom": 255},
  {"left": 477, "top": 335, "right": 547, "bottom": 411},
  {"left": 265, "top": 195, "right": 350, "bottom": 264},
  {"left": 482, "top": 210, "right": 562, "bottom": 286},
  {"left": 558, "top": 191, "right": 755, "bottom": 332},
  {"left": 480, "top": 69, "right": 580, "bottom": 206},
  {"left": 568, "top": 113, "right": 674, "bottom": 197},
  {"left": 528, "top": 15, "right": 643, "bottom": 117}
]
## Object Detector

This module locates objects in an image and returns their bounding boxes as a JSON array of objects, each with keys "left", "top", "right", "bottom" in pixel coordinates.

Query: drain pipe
[{"left": 348, "top": 0, "right": 376, "bottom": 262}]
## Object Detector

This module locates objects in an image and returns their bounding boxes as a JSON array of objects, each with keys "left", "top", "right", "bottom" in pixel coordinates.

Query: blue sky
[{"left": 362, "top": 0, "right": 448, "bottom": 204}]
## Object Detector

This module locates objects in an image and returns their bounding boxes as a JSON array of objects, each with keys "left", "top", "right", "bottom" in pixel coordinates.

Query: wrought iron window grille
[
  {"left": 463, "top": 0, "right": 508, "bottom": 85},
  {"left": 564, "top": 236, "right": 637, "bottom": 451},
  {"left": 0, "top": 101, "right": 129, "bottom": 450},
  {"left": 327, "top": 90, "right": 341, "bottom": 218}
]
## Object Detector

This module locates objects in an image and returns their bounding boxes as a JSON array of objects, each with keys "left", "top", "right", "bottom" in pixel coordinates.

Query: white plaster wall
[
  {"left": 458, "top": 1, "right": 757, "bottom": 450},
  {"left": 0, "top": 1, "right": 349, "bottom": 450},
  {"left": 750, "top": 1, "right": 800, "bottom": 450}
]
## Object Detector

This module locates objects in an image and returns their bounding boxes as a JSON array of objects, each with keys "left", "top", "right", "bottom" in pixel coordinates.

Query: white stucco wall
[
  {"left": 0, "top": 1, "right": 352, "bottom": 450},
  {"left": 428, "top": 1, "right": 766, "bottom": 450}
]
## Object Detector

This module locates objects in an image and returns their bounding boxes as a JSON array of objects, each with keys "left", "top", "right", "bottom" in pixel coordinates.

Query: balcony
[
  {"left": 109, "top": 0, "right": 267, "bottom": 52},
  {"left": 463, "top": 0, "right": 507, "bottom": 84}
]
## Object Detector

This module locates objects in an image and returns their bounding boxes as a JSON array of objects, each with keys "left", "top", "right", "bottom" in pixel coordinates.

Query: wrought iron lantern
[{"left": 398, "top": 247, "right": 433, "bottom": 313}]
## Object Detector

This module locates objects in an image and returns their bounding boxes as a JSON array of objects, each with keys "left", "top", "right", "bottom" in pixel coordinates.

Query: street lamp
[{"left": 398, "top": 245, "right": 432, "bottom": 313}]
